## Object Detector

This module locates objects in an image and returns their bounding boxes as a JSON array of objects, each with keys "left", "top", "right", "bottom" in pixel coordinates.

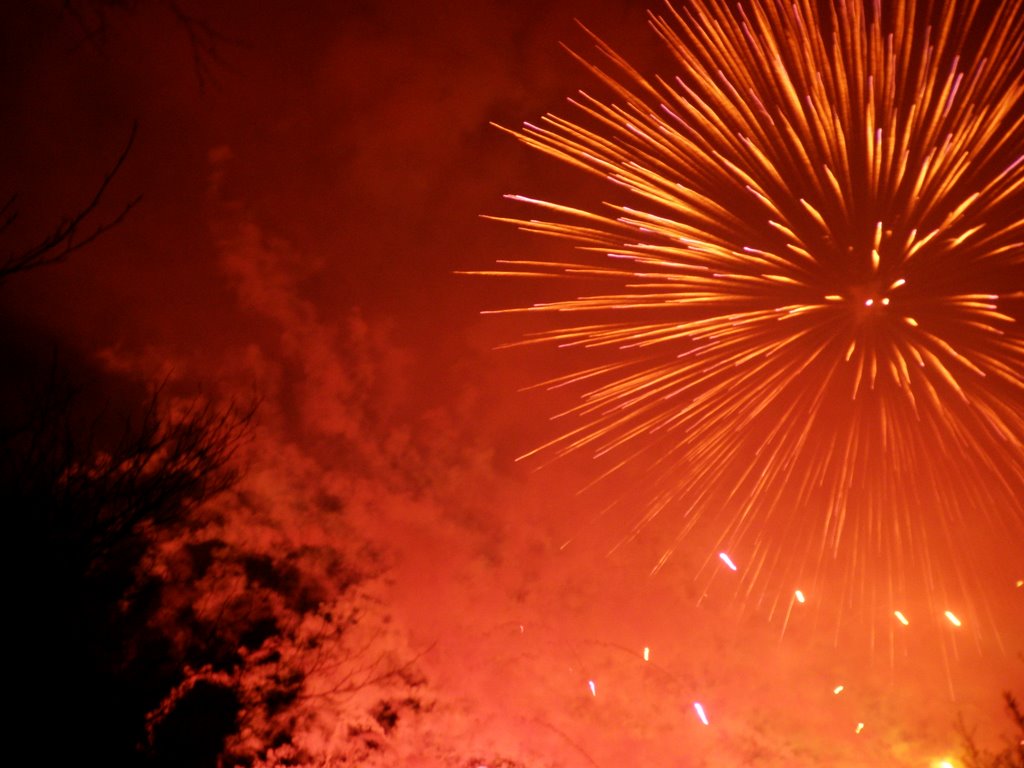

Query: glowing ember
[
  {"left": 794, "top": 590, "right": 806, "bottom": 604},
  {"left": 945, "top": 611, "right": 962, "bottom": 627},
  {"left": 894, "top": 611, "right": 910, "bottom": 626},
  {"left": 833, "top": 685, "right": 845, "bottom": 695},
  {"left": 693, "top": 702, "right": 709, "bottom": 726},
  {"left": 719, "top": 552, "right": 738, "bottom": 572}
]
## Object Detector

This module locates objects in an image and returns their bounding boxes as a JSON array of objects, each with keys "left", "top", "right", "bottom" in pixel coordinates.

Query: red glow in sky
[{"left": 1, "top": 1, "right": 1020, "bottom": 765}]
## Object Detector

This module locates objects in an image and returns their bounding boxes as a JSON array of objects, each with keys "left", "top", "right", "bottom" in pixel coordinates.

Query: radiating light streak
[
  {"left": 719, "top": 552, "right": 738, "bottom": 572},
  {"left": 894, "top": 611, "right": 910, "bottom": 626},
  {"left": 833, "top": 685, "right": 844, "bottom": 695},
  {"left": 944, "top": 611, "right": 962, "bottom": 627},
  {"left": 485, "top": 0, "right": 1024, "bottom": 619},
  {"left": 693, "top": 702, "right": 709, "bottom": 726}
]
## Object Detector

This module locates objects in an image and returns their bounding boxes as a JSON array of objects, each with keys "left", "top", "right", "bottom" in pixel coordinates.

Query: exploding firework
[{"left": 479, "top": 0, "right": 1024, "bottom": 628}]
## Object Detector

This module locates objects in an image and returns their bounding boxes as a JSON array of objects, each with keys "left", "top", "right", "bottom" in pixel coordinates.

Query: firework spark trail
[{"left": 478, "top": 0, "right": 1024, "bottom": 629}]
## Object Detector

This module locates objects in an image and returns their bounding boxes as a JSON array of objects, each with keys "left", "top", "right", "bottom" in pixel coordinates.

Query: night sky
[{"left": 1, "top": 1, "right": 1021, "bottom": 766}]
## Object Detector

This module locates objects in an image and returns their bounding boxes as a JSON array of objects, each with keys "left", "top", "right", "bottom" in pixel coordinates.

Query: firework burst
[{"left": 479, "top": 0, "right": 1024, "bottom": 628}]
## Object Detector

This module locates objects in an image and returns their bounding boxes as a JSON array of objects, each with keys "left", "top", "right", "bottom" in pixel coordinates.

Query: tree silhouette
[
  {"left": 1, "top": 341, "right": 253, "bottom": 765},
  {"left": 0, "top": 173, "right": 431, "bottom": 764},
  {"left": 958, "top": 692, "right": 1024, "bottom": 768}
]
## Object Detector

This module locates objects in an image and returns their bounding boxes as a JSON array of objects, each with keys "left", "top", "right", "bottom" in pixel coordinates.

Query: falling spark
[
  {"left": 855, "top": 722, "right": 865, "bottom": 734},
  {"left": 588, "top": 680, "right": 597, "bottom": 697},
  {"left": 693, "top": 702, "right": 709, "bottom": 726},
  {"left": 643, "top": 646, "right": 650, "bottom": 661},
  {"left": 1016, "top": 580, "right": 1023, "bottom": 588},
  {"left": 894, "top": 611, "right": 910, "bottom": 626},
  {"left": 833, "top": 685, "right": 845, "bottom": 695},
  {"left": 719, "top": 552, "right": 738, "bottom": 572},
  {"left": 945, "top": 611, "right": 962, "bottom": 627},
  {"left": 485, "top": 0, "right": 1024, "bottom": 617},
  {"left": 794, "top": 590, "right": 806, "bottom": 604}
]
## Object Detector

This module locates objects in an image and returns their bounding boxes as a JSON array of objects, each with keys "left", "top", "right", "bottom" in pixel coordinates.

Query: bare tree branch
[
  {"left": 957, "top": 691, "right": 1024, "bottom": 768},
  {"left": 61, "top": 0, "right": 242, "bottom": 92},
  {"left": 0, "top": 123, "right": 139, "bottom": 281},
  {"left": 165, "top": 0, "right": 240, "bottom": 92}
]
